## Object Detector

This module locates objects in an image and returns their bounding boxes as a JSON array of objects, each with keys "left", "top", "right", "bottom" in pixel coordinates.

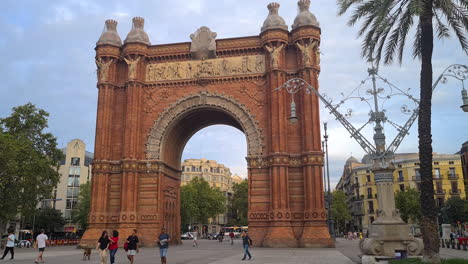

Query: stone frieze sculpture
[
  {"left": 146, "top": 55, "right": 265, "bottom": 82},
  {"left": 96, "top": 57, "right": 113, "bottom": 82},
  {"left": 265, "top": 44, "right": 284, "bottom": 69},
  {"left": 124, "top": 56, "right": 141, "bottom": 80},
  {"left": 296, "top": 40, "right": 317, "bottom": 67}
]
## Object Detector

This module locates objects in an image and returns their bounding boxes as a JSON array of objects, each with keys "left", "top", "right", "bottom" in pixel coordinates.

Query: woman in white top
[{"left": 1, "top": 229, "right": 15, "bottom": 260}]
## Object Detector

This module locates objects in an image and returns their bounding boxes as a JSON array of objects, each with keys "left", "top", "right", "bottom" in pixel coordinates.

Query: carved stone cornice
[
  {"left": 291, "top": 25, "right": 321, "bottom": 42},
  {"left": 122, "top": 43, "right": 149, "bottom": 56},
  {"left": 246, "top": 152, "right": 324, "bottom": 168},
  {"left": 249, "top": 209, "right": 325, "bottom": 222},
  {"left": 260, "top": 29, "right": 289, "bottom": 46},
  {"left": 92, "top": 159, "right": 181, "bottom": 175},
  {"left": 95, "top": 45, "right": 121, "bottom": 58}
]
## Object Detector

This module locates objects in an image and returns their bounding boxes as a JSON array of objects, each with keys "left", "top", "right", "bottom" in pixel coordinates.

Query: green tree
[
  {"left": 395, "top": 188, "right": 421, "bottom": 223},
  {"left": 180, "top": 177, "right": 226, "bottom": 228},
  {"left": 442, "top": 197, "right": 468, "bottom": 224},
  {"left": 34, "top": 208, "right": 66, "bottom": 233},
  {"left": 228, "top": 180, "right": 248, "bottom": 226},
  {"left": 337, "top": 1, "right": 467, "bottom": 262},
  {"left": 331, "top": 190, "right": 351, "bottom": 233},
  {"left": 71, "top": 182, "right": 91, "bottom": 230},
  {"left": 0, "top": 103, "right": 64, "bottom": 227}
]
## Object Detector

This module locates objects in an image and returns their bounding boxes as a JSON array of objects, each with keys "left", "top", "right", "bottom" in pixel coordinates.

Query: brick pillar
[
  {"left": 292, "top": 27, "right": 333, "bottom": 247},
  {"left": 260, "top": 29, "right": 298, "bottom": 247}
]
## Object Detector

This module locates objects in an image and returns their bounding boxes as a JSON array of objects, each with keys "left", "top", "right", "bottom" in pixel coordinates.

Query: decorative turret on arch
[{"left": 145, "top": 92, "right": 264, "bottom": 164}]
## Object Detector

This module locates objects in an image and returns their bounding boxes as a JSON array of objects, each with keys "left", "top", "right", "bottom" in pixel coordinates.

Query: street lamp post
[
  {"left": 276, "top": 63, "right": 467, "bottom": 257},
  {"left": 323, "top": 122, "right": 334, "bottom": 237}
]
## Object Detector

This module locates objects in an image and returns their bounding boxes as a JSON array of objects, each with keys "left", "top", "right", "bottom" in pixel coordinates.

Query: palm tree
[{"left": 337, "top": 0, "right": 467, "bottom": 263}]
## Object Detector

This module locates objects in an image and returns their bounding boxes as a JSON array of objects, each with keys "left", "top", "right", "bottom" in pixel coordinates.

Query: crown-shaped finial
[
  {"left": 261, "top": 2, "right": 288, "bottom": 32},
  {"left": 105, "top": 19, "right": 118, "bottom": 30},
  {"left": 124, "top": 17, "right": 150, "bottom": 45},
  {"left": 132, "top": 17, "right": 145, "bottom": 28},
  {"left": 292, "top": 0, "right": 320, "bottom": 29},
  {"left": 267, "top": 2, "right": 280, "bottom": 14},
  {"left": 97, "top": 19, "right": 122, "bottom": 47},
  {"left": 298, "top": 0, "right": 311, "bottom": 11}
]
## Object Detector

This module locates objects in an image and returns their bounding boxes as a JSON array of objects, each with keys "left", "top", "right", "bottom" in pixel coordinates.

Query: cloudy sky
[{"left": 1, "top": 0, "right": 466, "bottom": 188}]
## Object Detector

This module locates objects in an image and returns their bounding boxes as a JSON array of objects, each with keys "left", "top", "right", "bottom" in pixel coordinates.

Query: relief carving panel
[{"left": 146, "top": 55, "right": 265, "bottom": 82}]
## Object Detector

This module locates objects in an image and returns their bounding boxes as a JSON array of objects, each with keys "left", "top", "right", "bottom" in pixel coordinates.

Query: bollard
[
  {"left": 457, "top": 240, "right": 461, "bottom": 250},
  {"left": 452, "top": 241, "right": 456, "bottom": 249},
  {"left": 463, "top": 242, "right": 467, "bottom": 251},
  {"left": 441, "top": 239, "right": 445, "bottom": 248}
]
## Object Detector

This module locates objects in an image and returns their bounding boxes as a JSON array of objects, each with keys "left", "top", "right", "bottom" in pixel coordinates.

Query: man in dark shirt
[
  {"left": 241, "top": 231, "right": 252, "bottom": 261},
  {"left": 157, "top": 228, "right": 171, "bottom": 264},
  {"left": 126, "top": 229, "right": 139, "bottom": 264}
]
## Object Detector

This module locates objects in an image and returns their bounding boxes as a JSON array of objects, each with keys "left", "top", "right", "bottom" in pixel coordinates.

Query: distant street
[{"left": 2, "top": 239, "right": 353, "bottom": 264}]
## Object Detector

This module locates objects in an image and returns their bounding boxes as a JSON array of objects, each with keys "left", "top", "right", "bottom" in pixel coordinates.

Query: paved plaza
[{"left": 2, "top": 239, "right": 353, "bottom": 264}]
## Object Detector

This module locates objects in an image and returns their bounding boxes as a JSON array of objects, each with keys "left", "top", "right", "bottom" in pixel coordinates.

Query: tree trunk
[{"left": 418, "top": 1, "right": 440, "bottom": 263}]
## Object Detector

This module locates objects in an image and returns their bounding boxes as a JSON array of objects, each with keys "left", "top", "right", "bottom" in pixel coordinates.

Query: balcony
[
  {"left": 368, "top": 209, "right": 375, "bottom": 214},
  {"left": 447, "top": 173, "right": 459, "bottom": 180},
  {"left": 412, "top": 176, "right": 421, "bottom": 181},
  {"left": 433, "top": 174, "right": 444, "bottom": 181},
  {"left": 450, "top": 189, "right": 461, "bottom": 195},
  {"left": 435, "top": 189, "right": 446, "bottom": 195},
  {"left": 367, "top": 194, "right": 373, "bottom": 199},
  {"left": 397, "top": 177, "right": 405, "bottom": 182},
  {"left": 366, "top": 182, "right": 374, "bottom": 186}
]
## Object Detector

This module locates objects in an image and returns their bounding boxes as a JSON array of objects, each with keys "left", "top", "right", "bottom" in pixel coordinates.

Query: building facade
[
  {"left": 461, "top": 141, "right": 468, "bottom": 195},
  {"left": 181, "top": 159, "right": 233, "bottom": 231},
  {"left": 55, "top": 139, "right": 93, "bottom": 232},
  {"left": 336, "top": 153, "right": 466, "bottom": 234}
]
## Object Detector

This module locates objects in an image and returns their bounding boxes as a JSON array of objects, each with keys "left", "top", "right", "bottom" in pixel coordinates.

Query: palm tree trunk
[{"left": 418, "top": 1, "right": 440, "bottom": 263}]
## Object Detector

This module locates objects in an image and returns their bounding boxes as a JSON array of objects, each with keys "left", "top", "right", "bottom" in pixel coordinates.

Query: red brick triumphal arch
[{"left": 82, "top": 1, "right": 333, "bottom": 248}]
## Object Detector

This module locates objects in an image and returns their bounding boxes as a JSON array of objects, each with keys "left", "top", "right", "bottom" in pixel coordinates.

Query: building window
[
  {"left": 71, "top": 157, "right": 80, "bottom": 166},
  {"left": 437, "top": 197, "right": 444, "bottom": 207},
  {"left": 367, "top": 188, "right": 372, "bottom": 199},
  {"left": 368, "top": 201, "right": 374, "bottom": 213},
  {"left": 398, "top": 164, "right": 402, "bottom": 168},
  {"left": 415, "top": 169, "right": 420, "bottom": 178},
  {"left": 67, "top": 175, "right": 80, "bottom": 187},
  {"left": 436, "top": 182, "right": 443, "bottom": 193},
  {"left": 398, "top": 171, "right": 404, "bottom": 182},
  {"left": 370, "top": 216, "right": 375, "bottom": 223},
  {"left": 366, "top": 175, "right": 371, "bottom": 182},
  {"left": 399, "top": 184, "right": 405, "bottom": 191},
  {"left": 66, "top": 199, "right": 78, "bottom": 209},
  {"left": 434, "top": 162, "right": 439, "bottom": 165},
  {"left": 449, "top": 161, "right": 454, "bottom": 165},
  {"left": 451, "top": 182, "right": 458, "bottom": 193},
  {"left": 434, "top": 168, "right": 441, "bottom": 179},
  {"left": 204, "top": 168, "right": 208, "bottom": 172},
  {"left": 449, "top": 167, "right": 456, "bottom": 178}
]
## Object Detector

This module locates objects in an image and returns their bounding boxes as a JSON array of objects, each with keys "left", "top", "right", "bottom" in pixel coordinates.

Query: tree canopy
[
  {"left": 441, "top": 197, "right": 468, "bottom": 224},
  {"left": 228, "top": 179, "right": 248, "bottom": 226},
  {"left": 395, "top": 188, "right": 421, "bottom": 223},
  {"left": 33, "top": 208, "right": 66, "bottom": 233},
  {"left": 0, "top": 103, "right": 64, "bottom": 224},
  {"left": 331, "top": 190, "right": 351, "bottom": 232},
  {"left": 71, "top": 182, "right": 91, "bottom": 230},
  {"left": 180, "top": 177, "right": 226, "bottom": 227}
]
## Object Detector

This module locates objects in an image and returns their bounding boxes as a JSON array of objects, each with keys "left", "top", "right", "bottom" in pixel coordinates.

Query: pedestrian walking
[
  {"left": 1, "top": 229, "right": 15, "bottom": 260},
  {"left": 109, "top": 230, "right": 119, "bottom": 264},
  {"left": 126, "top": 229, "right": 139, "bottom": 264},
  {"left": 34, "top": 229, "right": 48, "bottom": 263},
  {"left": 229, "top": 231, "right": 235, "bottom": 245},
  {"left": 157, "top": 228, "right": 171, "bottom": 264},
  {"left": 192, "top": 228, "right": 198, "bottom": 247},
  {"left": 96, "top": 231, "right": 110, "bottom": 264},
  {"left": 241, "top": 231, "right": 252, "bottom": 261}
]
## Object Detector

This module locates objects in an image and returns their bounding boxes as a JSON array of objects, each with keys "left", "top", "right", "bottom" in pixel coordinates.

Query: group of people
[
  {"left": 344, "top": 231, "right": 363, "bottom": 240},
  {"left": 1, "top": 228, "right": 48, "bottom": 263},
  {"left": 95, "top": 228, "right": 170, "bottom": 264}
]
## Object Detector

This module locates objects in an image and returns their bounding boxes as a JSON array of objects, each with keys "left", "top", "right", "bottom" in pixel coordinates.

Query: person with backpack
[
  {"left": 241, "top": 230, "right": 252, "bottom": 261},
  {"left": 156, "top": 228, "right": 171, "bottom": 264},
  {"left": 126, "top": 229, "right": 139, "bottom": 264}
]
